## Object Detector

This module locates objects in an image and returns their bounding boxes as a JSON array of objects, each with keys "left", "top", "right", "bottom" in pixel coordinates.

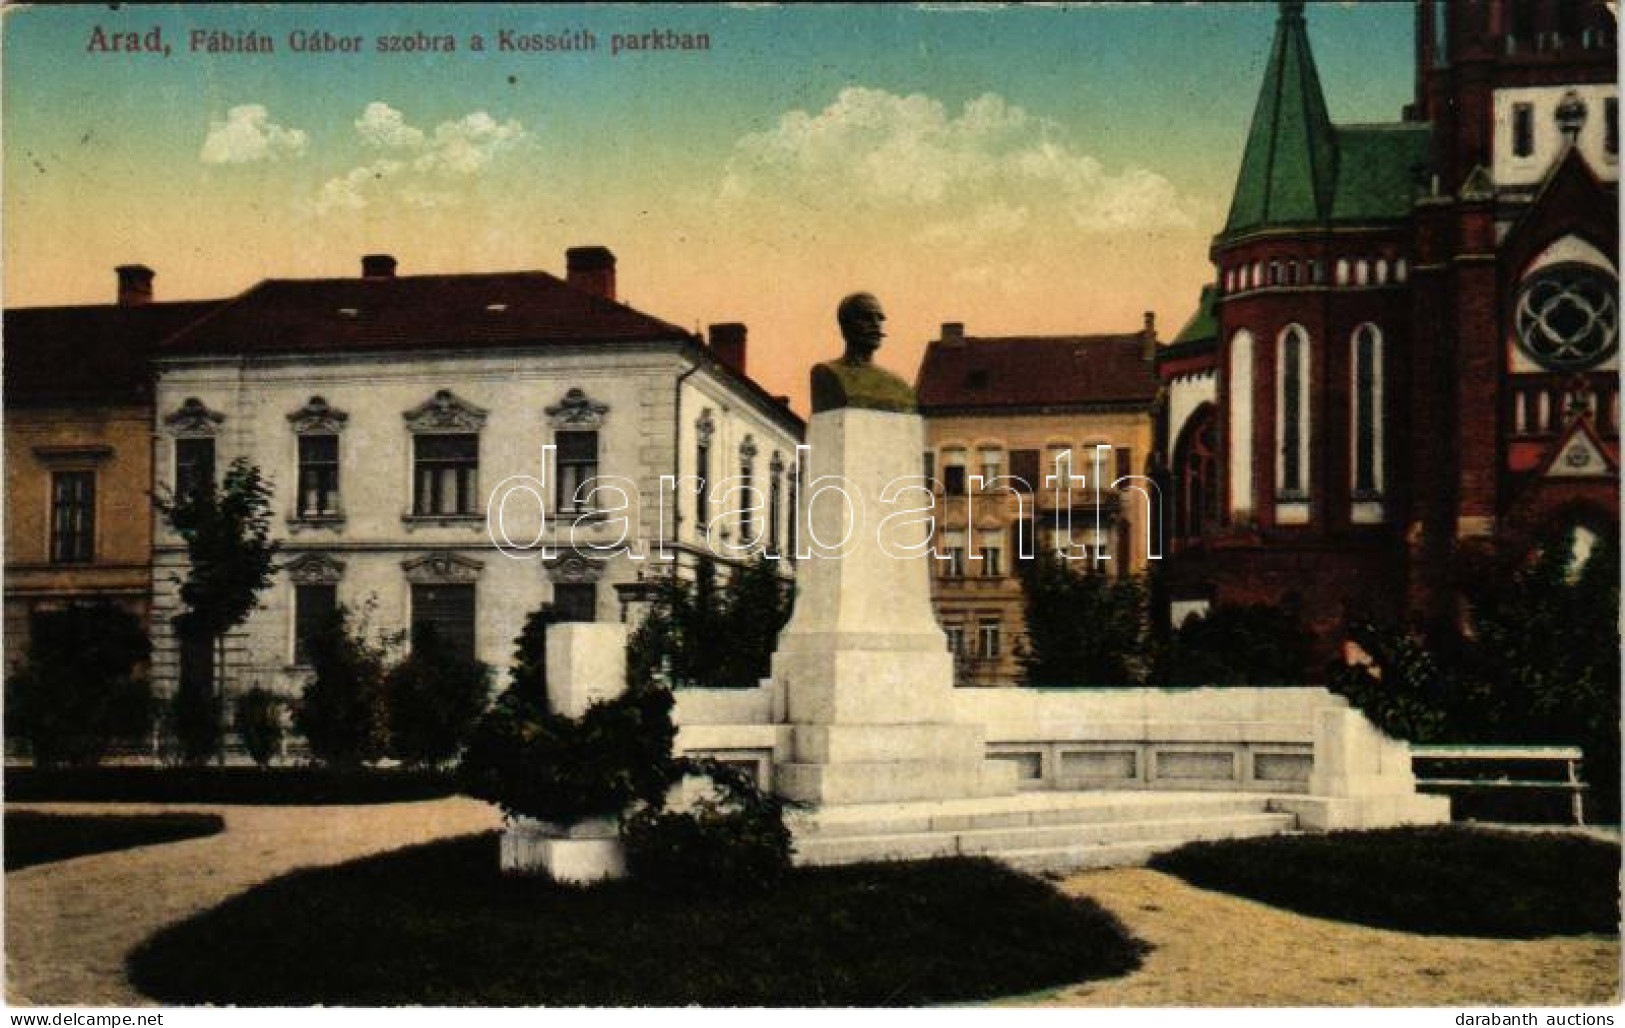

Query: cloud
[
  {"left": 200, "top": 105, "right": 307, "bottom": 164},
  {"left": 720, "top": 86, "right": 1199, "bottom": 231},
  {"left": 315, "top": 104, "right": 528, "bottom": 214}
]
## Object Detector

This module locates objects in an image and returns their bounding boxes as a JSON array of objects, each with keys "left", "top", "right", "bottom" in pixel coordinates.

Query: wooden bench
[{"left": 1411, "top": 744, "right": 1587, "bottom": 825}]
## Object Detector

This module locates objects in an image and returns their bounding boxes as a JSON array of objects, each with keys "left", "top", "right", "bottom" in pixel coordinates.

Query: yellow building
[
  {"left": 2, "top": 267, "right": 220, "bottom": 671},
  {"left": 916, "top": 319, "right": 1160, "bottom": 686}
]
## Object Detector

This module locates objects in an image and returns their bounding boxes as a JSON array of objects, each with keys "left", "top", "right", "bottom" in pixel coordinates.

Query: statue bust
[{"left": 810, "top": 292, "right": 917, "bottom": 414}]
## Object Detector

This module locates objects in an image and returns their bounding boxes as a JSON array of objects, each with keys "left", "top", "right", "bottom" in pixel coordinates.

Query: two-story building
[
  {"left": 916, "top": 320, "right": 1160, "bottom": 685},
  {"left": 149, "top": 248, "right": 802, "bottom": 701}
]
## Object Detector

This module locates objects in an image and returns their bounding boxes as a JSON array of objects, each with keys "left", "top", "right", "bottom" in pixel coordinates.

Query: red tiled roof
[
  {"left": 3, "top": 300, "right": 222, "bottom": 408},
  {"left": 915, "top": 333, "right": 1158, "bottom": 411},
  {"left": 157, "top": 271, "right": 692, "bottom": 356}
]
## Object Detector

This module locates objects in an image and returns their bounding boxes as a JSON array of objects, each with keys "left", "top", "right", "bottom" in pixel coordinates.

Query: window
[
  {"left": 1608, "top": 98, "right": 1618, "bottom": 156},
  {"left": 1335, "top": 259, "right": 1350, "bottom": 286},
  {"left": 980, "top": 532, "right": 1002, "bottom": 577},
  {"left": 1308, "top": 260, "right": 1323, "bottom": 284},
  {"left": 1046, "top": 445, "right": 1073, "bottom": 489},
  {"left": 1513, "top": 102, "right": 1535, "bottom": 157},
  {"left": 942, "top": 448, "right": 967, "bottom": 495},
  {"left": 978, "top": 446, "right": 1002, "bottom": 485},
  {"left": 978, "top": 619, "right": 1001, "bottom": 660},
  {"left": 1009, "top": 449, "right": 1040, "bottom": 492},
  {"left": 944, "top": 624, "right": 965, "bottom": 657},
  {"left": 1352, "top": 325, "right": 1383, "bottom": 496},
  {"left": 297, "top": 435, "right": 340, "bottom": 518},
  {"left": 1268, "top": 260, "right": 1280, "bottom": 286},
  {"left": 1374, "top": 259, "right": 1389, "bottom": 285},
  {"left": 1514, "top": 264, "right": 1619, "bottom": 371},
  {"left": 411, "top": 583, "right": 475, "bottom": 660},
  {"left": 555, "top": 430, "right": 599, "bottom": 513},
  {"left": 175, "top": 437, "right": 215, "bottom": 497},
  {"left": 1278, "top": 326, "right": 1311, "bottom": 498},
  {"left": 739, "top": 441, "right": 757, "bottom": 546},
  {"left": 922, "top": 450, "right": 935, "bottom": 483},
  {"left": 695, "top": 438, "right": 711, "bottom": 527},
  {"left": 1432, "top": 0, "right": 1449, "bottom": 66},
  {"left": 293, "top": 583, "right": 336, "bottom": 665},
  {"left": 414, "top": 434, "right": 479, "bottom": 516},
  {"left": 50, "top": 471, "right": 94, "bottom": 563},
  {"left": 942, "top": 530, "right": 967, "bottom": 577},
  {"left": 769, "top": 457, "right": 784, "bottom": 555},
  {"left": 1115, "top": 447, "right": 1132, "bottom": 482},
  {"left": 554, "top": 582, "right": 597, "bottom": 623},
  {"left": 1228, "top": 329, "right": 1255, "bottom": 515},
  {"left": 1354, "top": 259, "right": 1370, "bottom": 286},
  {"left": 1174, "top": 406, "right": 1219, "bottom": 540}
]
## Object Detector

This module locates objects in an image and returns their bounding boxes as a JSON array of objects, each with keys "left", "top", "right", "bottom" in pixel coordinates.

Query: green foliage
[
  {"left": 458, "top": 682, "right": 682, "bottom": 826},
  {"left": 1018, "top": 553, "right": 1149, "bottom": 686},
  {"left": 1327, "top": 621, "right": 1451, "bottom": 741},
  {"left": 622, "top": 758, "right": 794, "bottom": 895},
  {"left": 4, "top": 603, "right": 153, "bottom": 767},
  {"left": 232, "top": 687, "right": 285, "bottom": 768},
  {"left": 1153, "top": 602, "right": 1315, "bottom": 686},
  {"left": 167, "top": 642, "right": 221, "bottom": 766},
  {"left": 384, "top": 628, "right": 493, "bottom": 767},
  {"left": 1150, "top": 826, "right": 1620, "bottom": 938},
  {"left": 628, "top": 554, "right": 792, "bottom": 689},
  {"left": 507, "top": 605, "right": 559, "bottom": 704},
  {"left": 294, "top": 605, "right": 389, "bottom": 767}
]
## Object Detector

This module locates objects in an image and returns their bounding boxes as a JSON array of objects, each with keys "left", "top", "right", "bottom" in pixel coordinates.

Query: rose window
[{"left": 1514, "top": 264, "right": 1618, "bottom": 371}]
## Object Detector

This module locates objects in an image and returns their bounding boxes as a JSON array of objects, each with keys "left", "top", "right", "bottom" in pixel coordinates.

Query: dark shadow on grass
[
  {"left": 6, "top": 766, "right": 455, "bottom": 805},
  {"left": 127, "top": 831, "right": 1147, "bottom": 1006},
  {"left": 5, "top": 812, "right": 225, "bottom": 871},
  {"left": 1148, "top": 826, "right": 1621, "bottom": 938}
]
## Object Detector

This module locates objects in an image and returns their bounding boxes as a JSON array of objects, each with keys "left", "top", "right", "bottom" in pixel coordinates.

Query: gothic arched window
[
  {"left": 1351, "top": 324, "right": 1384, "bottom": 499},
  {"left": 1277, "top": 325, "right": 1311, "bottom": 499},
  {"left": 1174, "top": 405, "right": 1219, "bottom": 541}
]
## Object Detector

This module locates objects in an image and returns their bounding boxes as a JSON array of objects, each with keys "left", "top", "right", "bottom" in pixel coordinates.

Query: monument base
[{"left": 500, "top": 816, "right": 626, "bottom": 884}]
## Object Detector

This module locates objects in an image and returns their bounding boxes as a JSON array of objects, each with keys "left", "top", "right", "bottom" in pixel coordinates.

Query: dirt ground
[{"left": 5, "top": 799, "right": 1619, "bottom": 1007}]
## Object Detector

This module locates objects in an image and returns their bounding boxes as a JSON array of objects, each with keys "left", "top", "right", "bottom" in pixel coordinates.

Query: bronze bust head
[{"left": 811, "top": 292, "right": 917, "bottom": 414}]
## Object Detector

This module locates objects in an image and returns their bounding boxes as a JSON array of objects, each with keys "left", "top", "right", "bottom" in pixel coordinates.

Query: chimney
[
  {"left": 361, "top": 254, "right": 397, "bottom": 279},
  {"left": 708, "top": 322, "right": 748, "bottom": 376},
  {"left": 1141, "top": 310, "right": 1158, "bottom": 360},
  {"left": 116, "top": 265, "right": 154, "bottom": 306},
  {"left": 566, "top": 246, "right": 617, "bottom": 301},
  {"left": 941, "top": 322, "right": 965, "bottom": 346}
]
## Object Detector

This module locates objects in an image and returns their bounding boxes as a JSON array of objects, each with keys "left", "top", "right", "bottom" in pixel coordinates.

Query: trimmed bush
[
  {"left": 5, "top": 603, "right": 153, "bottom": 767},
  {"left": 233, "top": 687, "right": 285, "bottom": 767},
  {"left": 623, "top": 758, "right": 794, "bottom": 895},
  {"left": 385, "top": 628, "right": 492, "bottom": 767},
  {"left": 294, "top": 606, "right": 389, "bottom": 767}
]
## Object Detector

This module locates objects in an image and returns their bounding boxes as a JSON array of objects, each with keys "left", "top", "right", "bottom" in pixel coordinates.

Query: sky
[{"left": 2, "top": 2, "right": 1415, "bottom": 412}]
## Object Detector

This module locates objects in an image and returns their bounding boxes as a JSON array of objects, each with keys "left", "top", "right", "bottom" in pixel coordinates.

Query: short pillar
[{"left": 501, "top": 621, "right": 631, "bottom": 882}]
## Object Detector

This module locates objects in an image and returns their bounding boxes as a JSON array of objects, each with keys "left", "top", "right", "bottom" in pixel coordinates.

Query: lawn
[
  {"left": 128, "top": 832, "right": 1147, "bottom": 1006},
  {"left": 5, "top": 812, "right": 225, "bottom": 871},
  {"left": 1148, "top": 826, "right": 1620, "bottom": 938},
  {"left": 5, "top": 766, "right": 456, "bottom": 805}
]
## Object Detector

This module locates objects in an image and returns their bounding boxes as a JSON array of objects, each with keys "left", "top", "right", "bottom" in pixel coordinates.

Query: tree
[
  {"left": 233, "top": 686, "right": 285, "bottom": 768},
  {"left": 293, "top": 604, "right": 390, "bottom": 767},
  {"left": 1152, "top": 602, "right": 1314, "bottom": 686},
  {"left": 385, "top": 626, "right": 493, "bottom": 767},
  {"left": 1017, "top": 553, "right": 1149, "bottom": 686},
  {"left": 627, "top": 554, "right": 792, "bottom": 689},
  {"left": 718, "top": 555, "right": 794, "bottom": 687},
  {"left": 508, "top": 604, "right": 560, "bottom": 703},
  {"left": 5, "top": 603, "right": 153, "bottom": 766},
  {"left": 157, "top": 457, "right": 280, "bottom": 763}
]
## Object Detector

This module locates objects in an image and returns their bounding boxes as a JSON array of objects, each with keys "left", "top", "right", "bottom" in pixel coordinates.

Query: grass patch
[
  {"left": 1148, "top": 826, "right": 1620, "bottom": 938},
  {"left": 128, "top": 832, "right": 1146, "bottom": 1006},
  {"left": 5, "top": 812, "right": 224, "bottom": 871},
  {"left": 5, "top": 766, "right": 455, "bottom": 805}
]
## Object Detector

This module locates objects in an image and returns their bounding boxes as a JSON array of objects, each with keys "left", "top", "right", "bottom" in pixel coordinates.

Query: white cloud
[
  {"left": 355, "top": 102, "right": 424, "bottom": 149},
  {"left": 314, "top": 104, "right": 528, "bottom": 215},
  {"left": 721, "top": 86, "right": 1199, "bottom": 231},
  {"left": 200, "top": 105, "right": 307, "bottom": 164}
]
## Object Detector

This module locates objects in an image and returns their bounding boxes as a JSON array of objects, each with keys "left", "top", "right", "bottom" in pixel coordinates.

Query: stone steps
[{"left": 789, "top": 791, "right": 1300, "bottom": 871}]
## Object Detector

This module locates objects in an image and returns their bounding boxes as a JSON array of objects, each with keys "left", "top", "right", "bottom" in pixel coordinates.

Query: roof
[
  {"left": 1222, "top": 1, "right": 1338, "bottom": 238},
  {"left": 158, "top": 270, "right": 692, "bottom": 357},
  {"left": 1169, "top": 286, "right": 1219, "bottom": 348},
  {"left": 3, "top": 300, "right": 222, "bottom": 409},
  {"left": 916, "top": 333, "right": 1158, "bottom": 413},
  {"left": 1330, "top": 124, "right": 1432, "bottom": 221}
]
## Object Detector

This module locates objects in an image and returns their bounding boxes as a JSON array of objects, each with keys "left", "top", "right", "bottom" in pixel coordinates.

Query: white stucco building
[{"left": 150, "top": 247, "right": 801, "bottom": 700}]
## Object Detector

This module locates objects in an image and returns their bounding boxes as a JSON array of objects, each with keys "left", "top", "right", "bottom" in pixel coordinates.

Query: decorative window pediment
[
  {"left": 546, "top": 387, "right": 609, "bottom": 429},
  {"left": 164, "top": 397, "right": 225, "bottom": 436},
  {"left": 404, "top": 390, "right": 488, "bottom": 433},
  {"left": 402, "top": 551, "right": 485, "bottom": 584},
  {"left": 769, "top": 451, "right": 785, "bottom": 475},
  {"left": 285, "top": 552, "right": 346, "bottom": 585},
  {"left": 739, "top": 434, "right": 758, "bottom": 462},
  {"left": 696, "top": 408, "right": 716, "bottom": 445},
  {"left": 288, "top": 396, "right": 349, "bottom": 435},
  {"left": 545, "top": 549, "right": 608, "bottom": 584}
]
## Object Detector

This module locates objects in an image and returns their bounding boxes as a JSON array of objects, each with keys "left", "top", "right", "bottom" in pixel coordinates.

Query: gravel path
[{"left": 6, "top": 799, "right": 1619, "bottom": 1007}]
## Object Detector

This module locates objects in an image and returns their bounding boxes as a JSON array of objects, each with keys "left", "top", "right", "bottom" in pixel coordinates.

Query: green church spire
[{"left": 1221, "top": 0, "right": 1339, "bottom": 238}]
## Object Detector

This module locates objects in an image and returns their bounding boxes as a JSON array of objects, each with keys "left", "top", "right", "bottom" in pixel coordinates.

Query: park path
[{"left": 5, "top": 798, "right": 1619, "bottom": 1007}]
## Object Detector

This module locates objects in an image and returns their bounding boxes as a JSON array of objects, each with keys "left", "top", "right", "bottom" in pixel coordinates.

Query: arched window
[
  {"left": 1268, "top": 259, "right": 1281, "bottom": 286},
  {"left": 1252, "top": 260, "right": 1264, "bottom": 288},
  {"left": 1374, "top": 259, "right": 1389, "bottom": 285},
  {"left": 1335, "top": 259, "right": 1351, "bottom": 286},
  {"left": 1174, "top": 404, "right": 1219, "bottom": 541},
  {"left": 1354, "top": 259, "right": 1370, "bottom": 286},
  {"left": 1351, "top": 325, "right": 1385, "bottom": 508},
  {"left": 1276, "top": 325, "right": 1311, "bottom": 501},
  {"left": 1227, "top": 329, "right": 1255, "bottom": 515},
  {"left": 1395, "top": 258, "right": 1409, "bottom": 283}
]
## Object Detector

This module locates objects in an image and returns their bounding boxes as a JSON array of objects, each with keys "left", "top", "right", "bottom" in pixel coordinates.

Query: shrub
[
  {"left": 458, "top": 683, "right": 682, "bottom": 826},
  {"left": 294, "top": 605, "right": 389, "bottom": 767},
  {"left": 1018, "top": 553, "right": 1149, "bottom": 685},
  {"left": 167, "top": 629, "right": 220, "bottom": 765},
  {"left": 1153, "top": 602, "right": 1314, "bottom": 686},
  {"left": 506, "top": 604, "right": 559, "bottom": 703},
  {"left": 5, "top": 603, "right": 153, "bottom": 766},
  {"left": 623, "top": 758, "right": 794, "bottom": 894},
  {"left": 627, "top": 554, "right": 792, "bottom": 689},
  {"left": 233, "top": 687, "right": 285, "bottom": 768},
  {"left": 385, "top": 628, "right": 493, "bottom": 767}
]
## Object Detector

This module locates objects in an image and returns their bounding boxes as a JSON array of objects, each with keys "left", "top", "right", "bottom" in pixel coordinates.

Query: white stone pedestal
[
  {"left": 772, "top": 408, "right": 1015, "bottom": 806},
  {"left": 499, "top": 621, "right": 631, "bottom": 883}
]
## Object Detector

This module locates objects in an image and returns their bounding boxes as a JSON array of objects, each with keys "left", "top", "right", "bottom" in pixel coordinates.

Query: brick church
[{"left": 1156, "top": 0, "right": 1618, "bottom": 656}]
